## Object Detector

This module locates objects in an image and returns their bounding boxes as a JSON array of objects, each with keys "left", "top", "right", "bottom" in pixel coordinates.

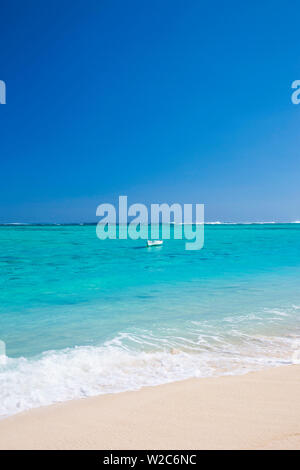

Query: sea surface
[{"left": 0, "top": 223, "right": 300, "bottom": 417}]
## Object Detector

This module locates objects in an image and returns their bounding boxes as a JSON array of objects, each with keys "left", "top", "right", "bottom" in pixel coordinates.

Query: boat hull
[{"left": 146, "top": 240, "right": 163, "bottom": 247}]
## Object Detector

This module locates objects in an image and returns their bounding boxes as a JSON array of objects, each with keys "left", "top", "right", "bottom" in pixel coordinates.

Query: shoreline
[{"left": 0, "top": 364, "right": 300, "bottom": 450}]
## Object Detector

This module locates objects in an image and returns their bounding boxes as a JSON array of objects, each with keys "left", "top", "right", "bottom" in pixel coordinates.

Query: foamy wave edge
[{"left": 0, "top": 333, "right": 296, "bottom": 419}]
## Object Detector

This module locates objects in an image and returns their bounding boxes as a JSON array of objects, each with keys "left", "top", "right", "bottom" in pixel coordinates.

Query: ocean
[{"left": 0, "top": 223, "right": 300, "bottom": 417}]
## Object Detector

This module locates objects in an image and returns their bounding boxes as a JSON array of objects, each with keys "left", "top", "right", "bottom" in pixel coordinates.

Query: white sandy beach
[{"left": 0, "top": 365, "right": 300, "bottom": 450}]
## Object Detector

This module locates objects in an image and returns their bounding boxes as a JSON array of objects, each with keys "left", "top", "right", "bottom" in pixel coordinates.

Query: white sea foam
[
  {"left": 1, "top": 223, "right": 30, "bottom": 226},
  {"left": 0, "top": 330, "right": 297, "bottom": 418},
  {"left": 173, "top": 221, "right": 279, "bottom": 225}
]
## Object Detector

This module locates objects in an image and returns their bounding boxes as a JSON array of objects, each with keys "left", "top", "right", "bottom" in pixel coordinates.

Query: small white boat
[{"left": 146, "top": 240, "right": 163, "bottom": 247}]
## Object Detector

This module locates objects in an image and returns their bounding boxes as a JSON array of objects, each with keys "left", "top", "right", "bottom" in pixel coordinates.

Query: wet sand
[{"left": 0, "top": 365, "right": 300, "bottom": 450}]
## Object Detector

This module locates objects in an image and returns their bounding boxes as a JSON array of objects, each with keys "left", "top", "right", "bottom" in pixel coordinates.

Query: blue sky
[{"left": 0, "top": 0, "right": 299, "bottom": 223}]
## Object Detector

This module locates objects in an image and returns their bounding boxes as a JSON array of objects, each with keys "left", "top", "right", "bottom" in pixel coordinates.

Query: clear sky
[{"left": 0, "top": 0, "right": 299, "bottom": 223}]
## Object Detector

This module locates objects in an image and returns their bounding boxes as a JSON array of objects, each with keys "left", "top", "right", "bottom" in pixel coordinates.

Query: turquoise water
[{"left": 1, "top": 224, "right": 300, "bottom": 417}]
